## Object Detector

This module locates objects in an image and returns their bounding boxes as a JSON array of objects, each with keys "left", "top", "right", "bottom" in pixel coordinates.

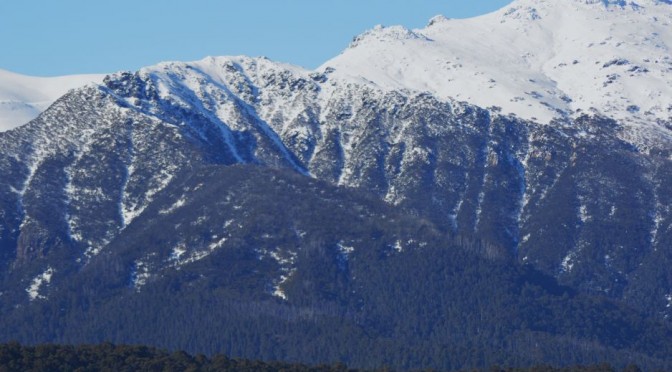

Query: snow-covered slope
[
  {"left": 321, "top": 0, "right": 672, "bottom": 125},
  {"left": 0, "top": 69, "right": 105, "bottom": 131},
  {"left": 2, "top": 53, "right": 670, "bottom": 308},
  {"left": 0, "top": 0, "right": 672, "bottom": 342}
]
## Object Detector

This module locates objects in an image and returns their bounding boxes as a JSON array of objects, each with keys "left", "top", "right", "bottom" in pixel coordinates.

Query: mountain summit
[
  {"left": 513, "top": 0, "right": 672, "bottom": 8},
  {"left": 0, "top": 69, "right": 104, "bottom": 131},
  {"left": 322, "top": 0, "right": 672, "bottom": 132}
]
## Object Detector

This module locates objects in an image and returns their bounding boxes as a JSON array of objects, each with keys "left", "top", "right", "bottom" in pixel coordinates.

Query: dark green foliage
[
  {"left": 0, "top": 166, "right": 671, "bottom": 371},
  {"left": 0, "top": 343, "right": 645, "bottom": 372},
  {"left": 0, "top": 342, "right": 351, "bottom": 372}
]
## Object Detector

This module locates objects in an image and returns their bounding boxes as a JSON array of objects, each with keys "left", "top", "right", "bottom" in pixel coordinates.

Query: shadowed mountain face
[
  {"left": 1, "top": 164, "right": 672, "bottom": 370},
  {"left": 0, "top": 56, "right": 671, "bottom": 369}
]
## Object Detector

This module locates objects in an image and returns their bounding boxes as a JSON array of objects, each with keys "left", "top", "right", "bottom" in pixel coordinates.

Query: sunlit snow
[
  {"left": 0, "top": 69, "right": 104, "bottom": 131},
  {"left": 321, "top": 0, "right": 672, "bottom": 143},
  {"left": 26, "top": 267, "right": 54, "bottom": 301}
]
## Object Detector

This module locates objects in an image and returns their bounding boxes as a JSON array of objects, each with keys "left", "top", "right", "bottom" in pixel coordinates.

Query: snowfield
[
  {"left": 0, "top": 69, "right": 105, "bottom": 131},
  {"left": 322, "top": 0, "right": 672, "bottom": 126},
  {"left": 3, "top": 0, "right": 671, "bottom": 134}
]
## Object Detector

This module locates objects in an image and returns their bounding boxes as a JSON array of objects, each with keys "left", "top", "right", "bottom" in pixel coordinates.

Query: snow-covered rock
[
  {"left": 322, "top": 0, "right": 672, "bottom": 131},
  {"left": 0, "top": 0, "right": 672, "bottom": 327}
]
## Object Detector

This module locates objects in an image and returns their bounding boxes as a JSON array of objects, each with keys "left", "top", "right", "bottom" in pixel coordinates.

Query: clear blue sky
[{"left": 0, "top": 0, "right": 512, "bottom": 77}]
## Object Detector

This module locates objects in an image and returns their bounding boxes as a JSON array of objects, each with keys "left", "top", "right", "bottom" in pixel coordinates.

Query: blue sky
[{"left": 0, "top": 0, "right": 512, "bottom": 76}]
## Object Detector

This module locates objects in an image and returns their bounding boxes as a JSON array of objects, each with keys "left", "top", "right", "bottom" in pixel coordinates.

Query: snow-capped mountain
[
  {"left": 1, "top": 0, "right": 672, "bottom": 368},
  {"left": 2, "top": 51, "right": 670, "bottom": 317},
  {"left": 323, "top": 0, "right": 672, "bottom": 132},
  {"left": 0, "top": 69, "right": 105, "bottom": 131}
]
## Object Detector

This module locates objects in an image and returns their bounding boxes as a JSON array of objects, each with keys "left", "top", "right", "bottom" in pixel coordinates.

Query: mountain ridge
[
  {"left": 0, "top": 1, "right": 672, "bottom": 369},
  {"left": 2, "top": 54, "right": 670, "bottom": 318},
  {"left": 322, "top": 0, "right": 672, "bottom": 135}
]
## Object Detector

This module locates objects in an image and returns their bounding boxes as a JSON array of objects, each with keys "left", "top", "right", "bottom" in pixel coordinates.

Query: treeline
[
  {"left": 0, "top": 342, "right": 349, "bottom": 372},
  {"left": 0, "top": 342, "right": 648, "bottom": 372},
  {"left": 479, "top": 365, "right": 642, "bottom": 372},
  {"left": 1, "top": 167, "right": 672, "bottom": 370}
]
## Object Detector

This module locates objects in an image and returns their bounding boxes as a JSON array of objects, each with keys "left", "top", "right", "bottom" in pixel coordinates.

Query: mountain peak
[
  {"left": 427, "top": 15, "right": 451, "bottom": 27},
  {"left": 348, "top": 25, "right": 429, "bottom": 49},
  {"left": 583, "top": 0, "right": 672, "bottom": 6},
  {"left": 322, "top": 0, "right": 672, "bottom": 127},
  {"left": 504, "top": 0, "right": 672, "bottom": 11}
]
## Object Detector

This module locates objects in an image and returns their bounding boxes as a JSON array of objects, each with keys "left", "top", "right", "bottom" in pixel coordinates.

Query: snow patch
[
  {"left": 122, "top": 167, "right": 176, "bottom": 227},
  {"left": 159, "top": 197, "right": 186, "bottom": 215},
  {"left": 338, "top": 242, "right": 355, "bottom": 257},
  {"left": 170, "top": 245, "right": 187, "bottom": 262},
  {"left": 337, "top": 242, "right": 355, "bottom": 270},
  {"left": 651, "top": 201, "right": 664, "bottom": 245},
  {"left": 208, "top": 236, "right": 228, "bottom": 252},
  {"left": 522, "top": 234, "right": 531, "bottom": 243},
  {"left": 84, "top": 245, "right": 103, "bottom": 259},
  {"left": 561, "top": 252, "right": 576, "bottom": 273},
  {"left": 131, "top": 260, "right": 151, "bottom": 291},
  {"left": 272, "top": 269, "right": 296, "bottom": 301},
  {"left": 169, "top": 236, "right": 229, "bottom": 269},
  {"left": 26, "top": 267, "right": 54, "bottom": 301},
  {"left": 579, "top": 204, "right": 591, "bottom": 223},
  {"left": 257, "top": 247, "right": 298, "bottom": 301}
]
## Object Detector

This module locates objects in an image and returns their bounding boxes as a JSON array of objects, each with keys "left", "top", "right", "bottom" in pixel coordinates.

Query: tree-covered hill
[
  {"left": 0, "top": 166, "right": 670, "bottom": 371},
  {"left": 0, "top": 342, "right": 647, "bottom": 372}
]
